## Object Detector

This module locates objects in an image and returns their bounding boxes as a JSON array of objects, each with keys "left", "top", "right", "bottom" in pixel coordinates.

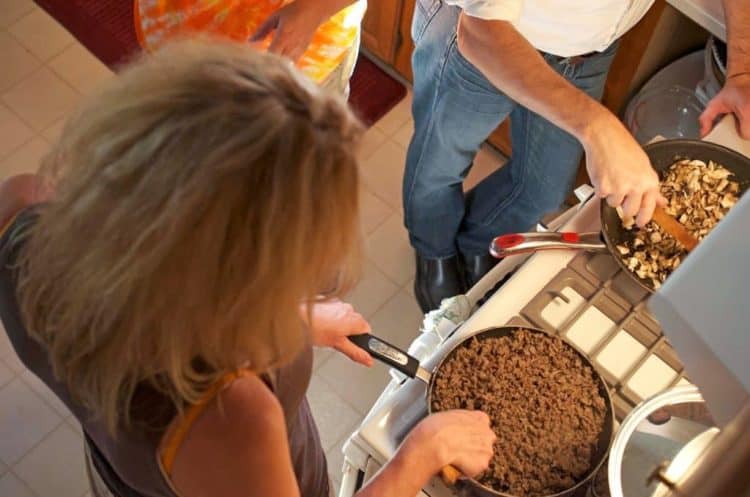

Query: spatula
[{"left": 651, "top": 206, "right": 699, "bottom": 252}]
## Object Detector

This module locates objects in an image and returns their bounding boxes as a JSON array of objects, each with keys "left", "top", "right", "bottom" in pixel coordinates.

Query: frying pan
[
  {"left": 491, "top": 140, "right": 750, "bottom": 293},
  {"left": 349, "top": 326, "right": 615, "bottom": 497}
]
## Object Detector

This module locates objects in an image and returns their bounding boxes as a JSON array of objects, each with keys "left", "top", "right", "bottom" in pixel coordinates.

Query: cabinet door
[{"left": 361, "top": 0, "right": 404, "bottom": 63}]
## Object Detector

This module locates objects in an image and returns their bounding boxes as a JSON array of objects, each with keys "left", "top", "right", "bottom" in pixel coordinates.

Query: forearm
[
  {"left": 723, "top": 0, "right": 750, "bottom": 77},
  {"left": 456, "top": 14, "right": 614, "bottom": 144},
  {"left": 354, "top": 442, "right": 436, "bottom": 497},
  {"left": 298, "top": 0, "right": 357, "bottom": 23}
]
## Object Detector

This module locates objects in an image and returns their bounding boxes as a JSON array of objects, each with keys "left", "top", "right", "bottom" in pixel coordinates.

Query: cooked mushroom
[{"left": 618, "top": 158, "right": 740, "bottom": 286}]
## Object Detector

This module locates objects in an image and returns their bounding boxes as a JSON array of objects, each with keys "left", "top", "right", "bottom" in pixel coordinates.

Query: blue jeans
[{"left": 403, "top": 0, "right": 618, "bottom": 258}]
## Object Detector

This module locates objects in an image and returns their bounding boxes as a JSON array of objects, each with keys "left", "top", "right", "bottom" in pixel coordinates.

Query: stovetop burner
[{"left": 521, "top": 251, "right": 686, "bottom": 420}]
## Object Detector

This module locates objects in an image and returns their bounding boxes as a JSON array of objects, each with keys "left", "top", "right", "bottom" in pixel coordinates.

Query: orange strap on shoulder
[
  {"left": 0, "top": 213, "right": 20, "bottom": 238},
  {"left": 159, "top": 369, "right": 255, "bottom": 476}
]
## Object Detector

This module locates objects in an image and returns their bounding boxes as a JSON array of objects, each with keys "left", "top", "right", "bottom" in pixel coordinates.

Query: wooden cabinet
[{"left": 361, "top": 0, "right": 404, "bottom": 63}]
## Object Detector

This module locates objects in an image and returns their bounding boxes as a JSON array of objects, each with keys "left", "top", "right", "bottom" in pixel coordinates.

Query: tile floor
[{"left": 0, "top": 5, "right": 506, "bottom": 496}]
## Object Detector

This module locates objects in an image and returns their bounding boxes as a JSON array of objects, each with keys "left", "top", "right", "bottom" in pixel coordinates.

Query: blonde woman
[{"left": 0, "top": 41, "right": 495, "bottom": 497}]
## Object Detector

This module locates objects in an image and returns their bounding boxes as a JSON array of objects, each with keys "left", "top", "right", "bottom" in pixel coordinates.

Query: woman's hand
[
  {"left": 302, "top": 299, "right": 373, "bottom": 367},
  {"left": 251, "top": 0, "right": 354, "bottom": 62},
  {"left": 401, "top": 410, "right": 496, "bottom": 478}
]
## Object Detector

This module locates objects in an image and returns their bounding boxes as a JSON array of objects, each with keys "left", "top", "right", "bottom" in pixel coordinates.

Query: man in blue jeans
[{"left": 405, "top": 0, "right": 750, "bottom": 312}]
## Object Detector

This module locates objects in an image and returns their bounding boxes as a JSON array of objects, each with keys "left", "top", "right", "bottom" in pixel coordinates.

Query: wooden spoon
[{"left": 651, "top": 206, "right": 699, "bottom": 252}]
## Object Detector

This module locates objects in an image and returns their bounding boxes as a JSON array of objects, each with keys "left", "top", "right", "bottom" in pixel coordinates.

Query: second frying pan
[
  {"left": 492, "top": 139, "right": 750, "bottom": 293},
  {"left": 349, "top": 326, "right": 614, "bottom": 497}
]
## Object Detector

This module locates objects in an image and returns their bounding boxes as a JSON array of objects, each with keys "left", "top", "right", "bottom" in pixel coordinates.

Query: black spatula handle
[{"left": 348, "top": 334, "right": 420, "bottom": 379}]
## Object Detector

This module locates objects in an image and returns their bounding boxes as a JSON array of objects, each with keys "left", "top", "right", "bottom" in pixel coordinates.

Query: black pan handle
[{"left": 348, "top": 334, "right": 420, "bottom": 379}]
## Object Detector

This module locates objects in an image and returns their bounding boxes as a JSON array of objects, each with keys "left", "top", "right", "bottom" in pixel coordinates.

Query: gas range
[{"left": 338, "top": 195, "right": 688, "bottom": 497}]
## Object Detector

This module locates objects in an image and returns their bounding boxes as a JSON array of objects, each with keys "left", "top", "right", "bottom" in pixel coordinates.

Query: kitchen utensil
[
  {"left": 492, "top": 140, "right": 750, "bottom": 293},
  {"left": 349, "top": 326, "right": 615, "bottom": 497},
  {"left": 650, "top": 206, "right": 698, "bottom": 252},
  {"left": 606, "top": 385, "right": 716, "bottom": 497}
]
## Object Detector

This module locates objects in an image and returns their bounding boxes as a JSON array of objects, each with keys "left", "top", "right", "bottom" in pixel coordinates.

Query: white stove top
[{"left": 343, "top": 195, "right": 695, "bottom": 497}]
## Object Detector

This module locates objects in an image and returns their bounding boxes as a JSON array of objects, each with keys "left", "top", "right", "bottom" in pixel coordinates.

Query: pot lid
[{"left": 608, "top": 385, "right": 717, "bottom": 497}]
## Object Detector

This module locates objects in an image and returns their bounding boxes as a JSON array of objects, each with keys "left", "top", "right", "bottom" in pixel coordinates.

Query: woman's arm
[
  {"left": 172, "top": 377, "right": 494, "bottom": 497},
  {"left": 355, "top": 410, "right": 496, "bottom": 497},
  {"left": 0, "top": 174, "right": 53, "bottom": 229}
]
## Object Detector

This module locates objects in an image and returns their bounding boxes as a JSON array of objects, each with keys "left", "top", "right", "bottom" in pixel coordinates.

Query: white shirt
[{"left": 446, "top": 0, "right": 656, "bottom": 57}]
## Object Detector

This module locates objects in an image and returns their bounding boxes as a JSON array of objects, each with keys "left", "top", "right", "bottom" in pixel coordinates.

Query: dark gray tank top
[{"left": 0, "top": 208, "right": 330, "bottom": 497}]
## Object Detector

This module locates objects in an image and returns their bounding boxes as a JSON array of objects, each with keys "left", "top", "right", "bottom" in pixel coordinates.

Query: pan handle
[
  {"left": 490, "top": 232, "right": 607, "bottom": 257},
  {"left": 348, "top": 334, "right": 423, "bottom": 380},
  {"left": 441, "top": 465, "right": 462, "bottom": 486}
]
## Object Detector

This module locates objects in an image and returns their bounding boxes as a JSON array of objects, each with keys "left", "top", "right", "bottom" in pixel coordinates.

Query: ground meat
[{"left": 431, "top": 330, "right": 607, "bottom": 497}]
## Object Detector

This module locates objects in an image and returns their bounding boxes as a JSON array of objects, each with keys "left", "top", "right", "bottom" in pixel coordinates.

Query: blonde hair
[{"left": 17, "top": 40, "right": 364, "bottom": 433}]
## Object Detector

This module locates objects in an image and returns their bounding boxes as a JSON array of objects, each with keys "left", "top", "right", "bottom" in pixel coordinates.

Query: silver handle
[{"left": 490, "top": 232, "right": 607, "bottom": 257}]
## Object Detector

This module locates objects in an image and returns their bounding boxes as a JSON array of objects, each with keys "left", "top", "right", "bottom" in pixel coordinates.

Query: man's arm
[
  {"left": 457, "top": 15, "right": 662, "bottom": 225},
  {"left": 699, "top": 0, "right": 750, "bottom": 138}
]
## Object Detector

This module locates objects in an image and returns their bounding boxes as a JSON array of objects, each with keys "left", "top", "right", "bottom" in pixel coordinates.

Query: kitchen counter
[
  {"left": 704, "top": 115, "right": 750, "bottom": 158},
  {"left": 667, "top": 0, "right": 726, "bottom": 41}
]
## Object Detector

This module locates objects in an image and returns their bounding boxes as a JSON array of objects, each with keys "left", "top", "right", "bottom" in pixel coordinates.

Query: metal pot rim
[{"left": 606, "top": 385, "right": 704, "bottom": 497}]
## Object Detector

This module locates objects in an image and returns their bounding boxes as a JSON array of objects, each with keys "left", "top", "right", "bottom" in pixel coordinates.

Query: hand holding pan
[{"left": 347, "top": 333, "right": 465, "bottom": 486}]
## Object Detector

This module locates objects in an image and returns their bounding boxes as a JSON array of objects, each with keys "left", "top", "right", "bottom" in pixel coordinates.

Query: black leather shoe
[
  {"left": 414, "top": 253, "right": 467, "bottom": 313},
  {"left": 463, "top": 253, "right": 500, "bottom": 288}
]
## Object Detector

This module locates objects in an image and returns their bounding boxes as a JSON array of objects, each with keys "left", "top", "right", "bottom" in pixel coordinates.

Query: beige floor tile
[
  {"left": 359, "top": 187, "right": 392, "bottom": 235},
  {"left": 0, "top": 472, "right": 36, "bottom": 497},
  {"left": 0, "top": 0, "right": 35, "bottom": 28},
  {"left": 8, "top": 8, "right": 74, "bottom": 61},
  {"left": 66, "top": 418, "right": 84, "bottom": 439},
  {"left": 464, "top": 144, "right": 506, "bottom": 191},
  {"left": 0, "top": 327, "right": 26, "bottom": 373},
  {"left": 359, "top": 140, "right": 406, "bottom": 210},
  {"left": 0, "top": 136, "right": 50, "bottom": 178},
  {"left": 403, "top": 279, "right": 415, "bottom": 299},
  {"left": 365, "top": 214, "right": 414, "bottom": 287},
  {"left": 20, "top": 370, "right": 71, "bottom": 418},
  {"left": 368, "top": 289, "right": 423, "bottom": 350},
  {"left": 392, "top": 120, "right": 414, "bottom": 149},
  {"left": 0, "top": 104, "right": 33, "bottom": 159},
  {"left": 325, "top": 437, "right": 346, "bottom": 490},
  {"left": 41, "top": 118, "right": 66, "bottom": 143},
  {"left": 0, "top": 377, "right": 61, "bottom": 464},
  {"left": 0, "top": 360, "right": 13, "bottom": 388},
  {"left": 345, "top": 259, "right": 399, "bottom": 319},
  {"left": 306, "top": 375, "right": 362, "bottom": 451},
  {"left": 3, "top": 67, "right": 80, "bottom": 131},
  {"left": 313, "top": 347, "right": 334, "bottom": 372},
  {"left": 373, "top": 92, "right": 412, "bottom": 136},
  {"left": 0, "top": 32, "right": 41, "bottom": 93},
  {"left": 49, "top": 44, "right": 113, "bottom": 95},
  {"left": 357, "top": 126, "right": 387, "bottom": 162},
  {"left": 317, "top": 354, "right": 390, "bottom": 415},
  {"left": 14, "top": 423, "right": 87, "bottom": 497}
]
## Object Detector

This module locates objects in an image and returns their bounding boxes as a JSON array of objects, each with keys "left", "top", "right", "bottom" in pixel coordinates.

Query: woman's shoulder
[{"left": 169, "top": 372, "right": 300, "bottom": 497}]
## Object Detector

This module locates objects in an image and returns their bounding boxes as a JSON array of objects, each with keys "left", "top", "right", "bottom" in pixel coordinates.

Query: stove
[{"left": 338, "top": 196, "right": 689, "bottom": 497}]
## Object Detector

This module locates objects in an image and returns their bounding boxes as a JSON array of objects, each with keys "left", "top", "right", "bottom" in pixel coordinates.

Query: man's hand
[
  {"left": 251, "top": 0, "right": 354, "bottom": 62},
  {"left": 302, "top": 299, "right": 373, "bottom": 366},
  {"left": 582, "top": 113, "right": 666, "bottom": 227},
  {"left": 699, "top": 73, "right": 750, "bottom": 139}
]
